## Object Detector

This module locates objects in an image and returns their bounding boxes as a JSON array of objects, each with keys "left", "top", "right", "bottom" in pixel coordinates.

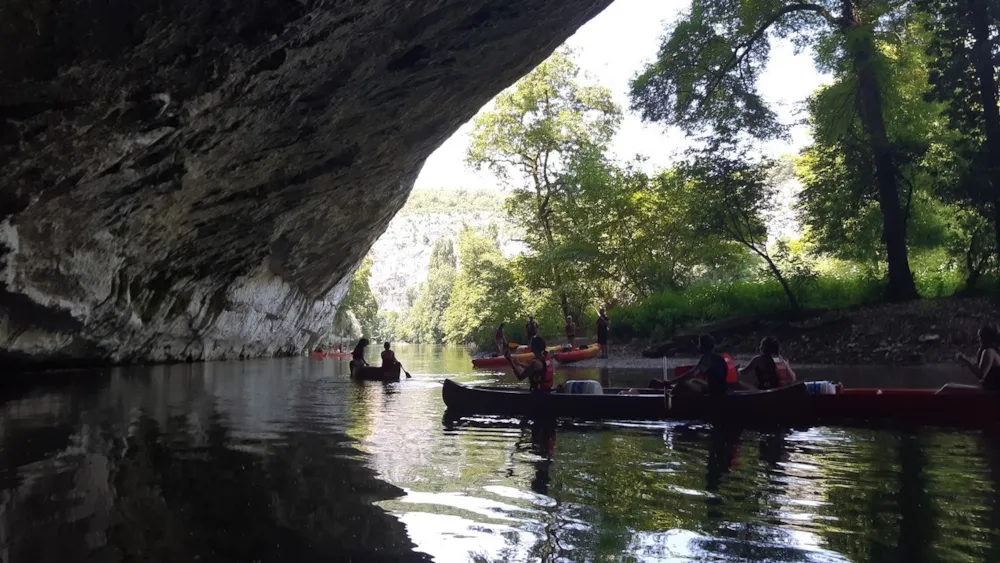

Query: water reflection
[{"left": 3, "top": 346, "right": 1000, "bottom": 563}]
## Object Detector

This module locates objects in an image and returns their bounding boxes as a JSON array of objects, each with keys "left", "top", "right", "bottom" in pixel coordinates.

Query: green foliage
[
  {"left": 443, "top": 228, "right": 525, "bottom": 347},
  {"left": 467, "top": 48, "right": 622, "bottom": 319},
  {"left": 613, "top": 275, "right": 886, "bottom": 341},
  {"left": 337, "top": 256, "right": 379, "bottom": 338},
  {"left": 404, "top": 238, "right": 457, "bottom": 343},
  {"left": 398, "top": 189, "right": 507, "bottom": 216}
]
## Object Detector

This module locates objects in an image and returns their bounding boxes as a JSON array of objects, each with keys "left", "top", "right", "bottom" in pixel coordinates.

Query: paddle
[{"left": 404, "top": 368, "right": 412, "bottom": 379}]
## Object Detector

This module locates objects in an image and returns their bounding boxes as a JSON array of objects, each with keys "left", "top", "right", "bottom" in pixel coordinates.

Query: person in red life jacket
[
  {"left": 565, "top": 316, "right": 577, "bottom": 348},
  {"left": 738, "top": 337, "right": 797, "bottom": 390},
  {"left": 380, "top": 342, "right": 405, "bottom": 371},
  {"left": 349, "top": 338, "right": 369, "bottom": 373},
  {"left": 526, "top": 315, "right": 539, "bottom": 340},
  {"left": 597, "top": 308, "right": 610, "bottom": 359},
  {"left": 495, "top": 322, "right": 507, "bottom": 355},
  {"left": 671, "top": 334, "right": 730, "bottom": 397},
  {"left": 505, "top": 335, "right": 553, "bottom": 392}
]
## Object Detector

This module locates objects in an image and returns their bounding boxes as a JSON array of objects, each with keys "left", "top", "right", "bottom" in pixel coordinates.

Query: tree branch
[{"left": 705, "top": 1, "right": 840, "bottom": 100}]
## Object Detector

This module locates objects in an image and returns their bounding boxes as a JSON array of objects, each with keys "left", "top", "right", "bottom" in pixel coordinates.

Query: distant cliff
[{"left": 367, "top": 189, "right": 520, "bottom": 312}]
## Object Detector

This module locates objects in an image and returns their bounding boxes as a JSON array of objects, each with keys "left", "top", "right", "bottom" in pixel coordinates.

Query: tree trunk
[
  {"left": 538, "top": 199, "right": 571, "bottom": 320},
  {"left": 761, "top": 252, "right": 800, "bottom": 312},
  {"left": 842, "top": 2, "right": 919, "bottom": 300},
  {"left": 966, "top": 0, "right": 1000, "bottom": 271}
]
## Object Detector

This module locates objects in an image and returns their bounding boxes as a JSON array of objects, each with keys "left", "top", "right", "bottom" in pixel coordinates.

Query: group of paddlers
[
  {"left": 653, "top": 324, "right": 1000, "bottom": 397},
  {"left": 494, "top": 308, "right": 611, "bottom": 359},
  {"left": 346, "top": 338, "right": 406, "bottom": 374},
  {"left": 496, "top": 323, "right": 1000, "bottom": 398}
]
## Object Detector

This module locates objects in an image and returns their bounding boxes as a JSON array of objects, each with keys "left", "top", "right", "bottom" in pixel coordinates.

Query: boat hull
[
  {"left": 553, "top": 344, "right": 601, "bottom": 364},
  {"left": 310, "top": 351, "right": 351, "bottom": 359},
  {"left": 353, "top": 365, "right": 401, "bottom": 381},
  {"left": 441, "top": 380, "right": 1000, "bottom": 427}
]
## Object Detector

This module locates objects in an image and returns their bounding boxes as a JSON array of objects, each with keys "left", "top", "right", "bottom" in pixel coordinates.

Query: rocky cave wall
[{"left": 0, "top": 0, "right": 613, "bottom": 367}]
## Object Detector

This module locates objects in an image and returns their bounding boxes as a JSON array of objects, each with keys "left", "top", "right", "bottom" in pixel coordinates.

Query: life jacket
[
  {"left": 722, "top": 354, "right": 738, "bottom": 384},
  {"left": 530, "top": 356, "right": 553, "bottom": 392},
  {"left": 381, "top": 349, "right": 396, "bottom": 365},
  {"left": 774, "top": 356, "right": 794, "bottom": 387}
]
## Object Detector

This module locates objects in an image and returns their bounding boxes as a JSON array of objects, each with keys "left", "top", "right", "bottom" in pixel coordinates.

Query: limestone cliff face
[{"left": 0, "top": 0, "right": 612, "bottom": 366}]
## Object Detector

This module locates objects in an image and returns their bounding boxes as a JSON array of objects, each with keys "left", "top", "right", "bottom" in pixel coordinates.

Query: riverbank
[{"left": 593, "top": 296, "right": 1000, "bottom": 368}]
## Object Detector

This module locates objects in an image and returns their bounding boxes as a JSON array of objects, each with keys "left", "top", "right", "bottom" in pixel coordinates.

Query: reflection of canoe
[
  {"left": 442, "top": 380, "right": 1000, "bottom": 426},
  {"left": 310, "top": 351, "right": 351, "bottom": 359},
  {"left": 553, "top": 344, "right": 601, "bottom": 364},
  {"left": 353, "top": 364, "right": 401, "bottom": 381}
]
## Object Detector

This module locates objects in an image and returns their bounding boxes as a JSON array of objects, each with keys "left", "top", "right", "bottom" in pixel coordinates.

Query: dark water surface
[{"left": 3, "top": 345, "right": 1000, "bottom": 562}]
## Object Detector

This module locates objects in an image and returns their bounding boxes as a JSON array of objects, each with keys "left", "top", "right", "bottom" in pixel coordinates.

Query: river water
[{"left": 3, "top": 345, "right": 1000, "bottom": 562}]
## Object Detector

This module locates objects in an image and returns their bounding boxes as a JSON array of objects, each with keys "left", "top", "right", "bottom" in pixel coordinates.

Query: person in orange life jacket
[
  {"left": 738, "top": 337, "right": 796, "bottom": 390},
  {"left": 565, "top": 316, "right": 576, "bottom": 348},
  {"left": 671, "top": 334, "right": 730, "bottom": 397},
  {"left": 526, "top": 315, "right": 538, "bottom": 340},
  {"left": 380, "top": 342, "right": 405, "bottom": 371},
  {"left": 350, "top": 338, "right": 369, "bottom": 373},
  {"left": 495, "top": 322, "right": 507, "bottom": 355},
  {"left": 505, "top": 335, "right": 553, "bottom": 392}
]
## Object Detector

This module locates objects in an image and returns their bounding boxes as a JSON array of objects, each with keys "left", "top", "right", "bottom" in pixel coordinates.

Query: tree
[
  {"left": 336, "top": 256, "right": 379, "bottom": 338},
  {"left": 467, "top": 48, "right": 622, "bottom": 319},
  {"left": 631, "top": 0, "right": 920, "bottom": 300},
  {"left": 554, "top": 151, "right": 745, "bottom": 304},
  {"left": 678, "top": 151, "right": 801, "bottom": 311},
  {"left": 405, "top": 238, "right": 457, "bottom": 343},
  {"left": 443, "top": 227, "right": 524, "bottom": 347},
  {"left": 920, "top": 0, "right": 1000, "bottom": 267}
]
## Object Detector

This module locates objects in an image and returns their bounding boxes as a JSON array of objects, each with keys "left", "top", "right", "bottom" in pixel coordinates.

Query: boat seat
[{"left": 561, "top": 380, "right": 604, "bottom": 395}]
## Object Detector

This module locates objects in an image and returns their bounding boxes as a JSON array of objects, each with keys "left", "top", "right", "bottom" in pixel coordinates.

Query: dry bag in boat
[{"left": 562, "top": 380, "right": 603, "bottom": 395}]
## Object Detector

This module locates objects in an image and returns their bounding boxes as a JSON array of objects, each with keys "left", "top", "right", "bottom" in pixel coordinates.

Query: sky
[{"left": 413, "top": 0, "right": 830, "bottom": 191}]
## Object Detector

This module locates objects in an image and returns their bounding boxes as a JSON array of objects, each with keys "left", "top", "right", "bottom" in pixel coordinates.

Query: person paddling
[
  {"left": 940, "top": 325, "right": 1000, "bottom": 393},
  {"left": 739, "top": 337, "right": 796, "bottom": 390},
  {"left": 495, "top": 323, "right": 507, "bottom": 355},
  {"left": 505, "top": 335, "right": 553, "bottom": 392},
  {"left": 350, "top": 338, "right": 370, "bottom": 374},
  {"left": 565, "top": 316, "right": 577, "bottom": 348},
  {"left": 671, "top": 335, "right": 729, "bottom": 397},
  {"left": 526, "top": 315, "right": 539, "bottom": 341},
  {"left": 381, "top": 342, "right": 412, "bottom": 378},
  {"left": 597, "top": 308, "right": 610, "bottom": 359}
]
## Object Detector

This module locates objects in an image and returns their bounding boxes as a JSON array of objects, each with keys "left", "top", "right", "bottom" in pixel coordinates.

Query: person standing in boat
[
  {"left": 671, "top": 334, "right": 729, "bottom": 397},
  {"left": 738, "top": 337, "right": 796, "bottom": 390},
  {"left": 505, "top": 335, "right": 553, "bottom": 392},
  {"left": 495, "top": 322, "right": 507, "bottom": 355},
  {"left": 565, "top": 316, "right": 577, "bottom": 348},
  {"left": 350, "top": 338, "right": 369, "bottom": 374},
  {"left": 941, "top": 325, "right": 1000, "bottom": 393},
  {"left": 526, "top": 315, "right": 539, "bottom": 341},
  {"left": 597, "top": 308, "right": 610, "bottom": 359}
]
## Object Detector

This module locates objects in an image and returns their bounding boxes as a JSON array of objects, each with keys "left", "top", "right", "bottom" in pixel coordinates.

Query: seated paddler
[{"left": 505, "top": 335, "right": 553, "bottom": 392}]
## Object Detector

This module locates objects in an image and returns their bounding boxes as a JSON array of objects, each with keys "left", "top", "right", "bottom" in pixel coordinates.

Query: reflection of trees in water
[{"left": 0, "top": 385, "right": 427, "bottom": 563}]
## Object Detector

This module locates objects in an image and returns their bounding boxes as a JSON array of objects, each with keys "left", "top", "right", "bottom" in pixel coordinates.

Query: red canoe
[
  {"left": 472, "top": 352, "right": 535, "bottom": 368},
  {"left": 553, "top": 344, "right": 601, "bottom": 364},
  {"left": 310, "top": 351, "right": 351, "bottom": 359}
]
